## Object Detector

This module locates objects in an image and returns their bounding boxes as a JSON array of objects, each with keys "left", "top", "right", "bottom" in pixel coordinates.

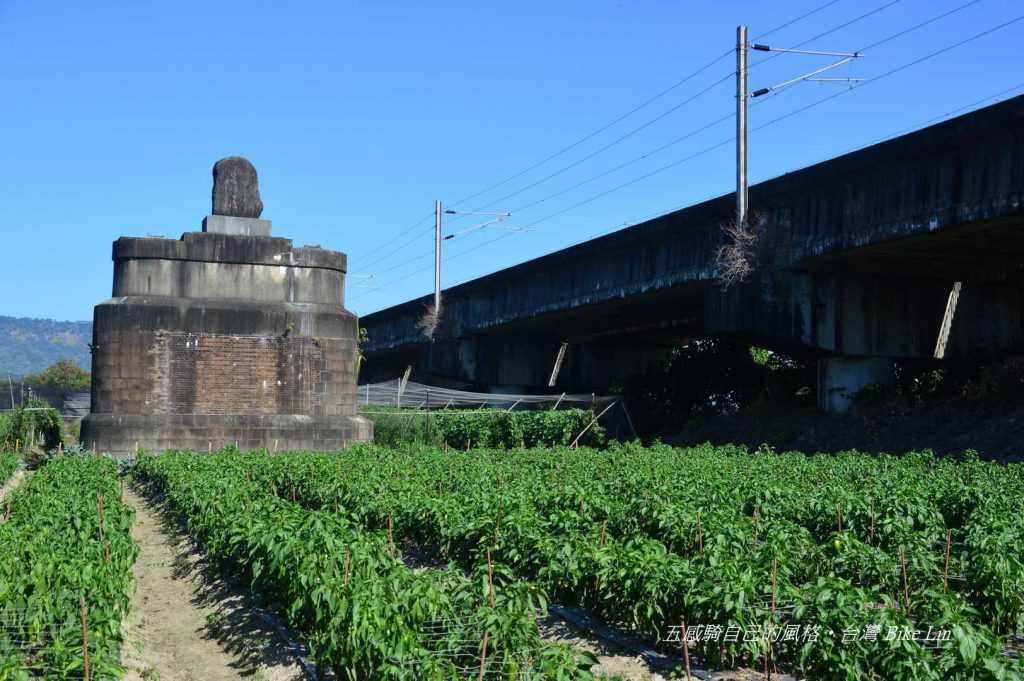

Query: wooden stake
[
  {"left": 680, "top": 618, "right": 692, "bottom": 681},
  {"left": 486, "top": 548, "right": 495, "bottom": 608},
  {"left": 387, "top": 513, "right": 395, "bottom": 557},
  {"left": 771, "top": 558, "right": 778, "bottom": 613},
  {"left": 900, "top": 548, "right": 910, "bottom": 613},
  {"left": 943, "top": 530, "right": 952, "bottom": 592},
  {"left": 837, "top": 504, "right": 843, "bottom": 533},
  {"left": 697, "top": 513, "right": 703, "bottom": 553},
  {"left": 80, "top": 595, "right": 91, "bottom": 681},
  {"left": 477, "top": 631, "right": 490, "bottom": 681},
  {"left": 869, "top": 502, "right": 875, "bottom": 544},
  {"left": 752, "top": 506, "right": 760, "bottom": 546},
  {"left": 343, "top": 550, "right": 351, "bottom": 589},
  {"left": 96, "top": 494, "right": 105, "bottom": 545}
]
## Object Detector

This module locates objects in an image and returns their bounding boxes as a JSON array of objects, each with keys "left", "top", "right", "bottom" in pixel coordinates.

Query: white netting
[
  {"left": 358, "top": 379, "right": 619, "bottom": 411},
  {"left": 0, "top": 607, "right": 93, "bottom": 679},
  {"left": 388, "top": 614, "right": 556, "bottom": 680}
]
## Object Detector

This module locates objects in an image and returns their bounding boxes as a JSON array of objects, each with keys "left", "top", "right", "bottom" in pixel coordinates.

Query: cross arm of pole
[
  {"left": 444, "top": 209, "right": 513, "bottom": 216},
  {"left": 751, "top": 45, "right": 863, "bottom": 58},
  {"left": 751, "top": 55, "right": 859, "bottom": 98},
  {"left": 444, "top": 213, "right": 513, "bottom": 240}
]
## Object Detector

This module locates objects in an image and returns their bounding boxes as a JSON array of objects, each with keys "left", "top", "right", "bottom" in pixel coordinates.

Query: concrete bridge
[{"left": 359, "top": 95, "right": 1024, "bottom": 410}]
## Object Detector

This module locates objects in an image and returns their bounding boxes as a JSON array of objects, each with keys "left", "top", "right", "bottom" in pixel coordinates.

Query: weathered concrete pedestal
[{"left": 82, "top": 211, "right": 372, "bottom": 457}]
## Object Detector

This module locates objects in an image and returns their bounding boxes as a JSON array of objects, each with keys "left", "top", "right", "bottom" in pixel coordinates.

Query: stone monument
[{"left": 81, "top": 158, "right": 372, "bottom": 457}]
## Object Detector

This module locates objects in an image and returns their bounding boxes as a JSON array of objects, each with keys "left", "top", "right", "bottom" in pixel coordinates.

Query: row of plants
[
  {"left": 0, "top": 399, "right": 64, "bottom": 456},
  {"left": 133, "top": 451, "right": 596, "bottom": 680},
  {"left": 361, "top": 407, "right": 606, "bottom": 449},
  {"left": 0, "top": 456, "right": 137, "bottom": 680},
  {"left": 0, "top": 452, "right": 17, "bottom": 486},
  {"left": 241, "top": 444, "right": 1024, "bottom": 680}
]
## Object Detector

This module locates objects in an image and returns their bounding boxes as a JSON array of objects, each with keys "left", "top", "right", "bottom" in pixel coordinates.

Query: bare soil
[
  {"left": 120, "top": 486, "right": 310, "bottom": 681},
  {"left": 0, "top": 468, "right": 30, "bottom": 503},
  {"left": 541, "top": 609, "right": 794, "bottom": 681}
]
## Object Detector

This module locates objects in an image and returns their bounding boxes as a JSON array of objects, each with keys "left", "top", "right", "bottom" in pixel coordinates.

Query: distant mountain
[{"left": 0, "top": 316, "right": 92, "bottom": 378}]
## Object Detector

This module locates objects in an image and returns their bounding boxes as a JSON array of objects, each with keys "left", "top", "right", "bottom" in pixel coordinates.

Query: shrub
[
  {"left": 361, "top": 406, "right": 441, "bottom": 447},
  {"left": 0, "top": 399, "right": 64, "bottom": 458},
  {"left": 434, "top": 409, "right": 604, "bottom": 449},
  {"left": 360, "top": 407, "right": 606, "bottom": 449}
]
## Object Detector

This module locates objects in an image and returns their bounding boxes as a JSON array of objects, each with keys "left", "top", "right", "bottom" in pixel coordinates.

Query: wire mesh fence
[
  {"left": 0, "top": 603, "right": 101, "bottom": 680},
  {"left": 387, "top": 613, "right": 564, "bottom": 680},
  {"left": 358, "top": 379, "right": 620, "bottom": 411},
  {"left": 357, "top": 379, "right": 636, "bottom": 446}
]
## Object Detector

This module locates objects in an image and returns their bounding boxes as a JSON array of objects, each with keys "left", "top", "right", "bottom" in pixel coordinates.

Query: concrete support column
[{"left": 817, "top": 357, "right": 892, "bottom": 413}]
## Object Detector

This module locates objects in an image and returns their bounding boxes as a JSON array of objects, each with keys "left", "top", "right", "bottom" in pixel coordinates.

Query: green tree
[{"left": 24, "top": 358, "right": 90, "bottom": 392}]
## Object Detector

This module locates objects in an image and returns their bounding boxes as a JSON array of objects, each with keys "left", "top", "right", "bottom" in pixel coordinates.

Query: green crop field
[
  {"left": 133, "top": 444, "right": 1024, "bottom": 680},
  {"left": 0, "top": 453, "right": 17, "bottom": 486},
  {"left": 0, "top": 456, "right": 136, "bottom": 680}
]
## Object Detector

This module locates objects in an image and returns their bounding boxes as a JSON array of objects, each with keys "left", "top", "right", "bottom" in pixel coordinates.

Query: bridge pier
[
  {"left": 816, "top": 357, "right": 892, "bottom": 413},
  {"left": 707, "top": 270, "right": 1024, "bottom": 361}
]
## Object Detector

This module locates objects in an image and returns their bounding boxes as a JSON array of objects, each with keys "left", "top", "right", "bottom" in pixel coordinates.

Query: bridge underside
[{"left": 360, "top": 96, "right": 1024, "bottom": 407}]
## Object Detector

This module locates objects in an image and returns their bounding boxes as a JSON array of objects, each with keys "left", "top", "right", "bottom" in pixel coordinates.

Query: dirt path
[
  {"left": 121, "top": 486, "right": 310, "bottom": 681},
  {"left": 542, "top": 607, "right": 795, "bottom": 681},
  {"left": 0, "top": 468, "right": 30, "bottom": 502}
]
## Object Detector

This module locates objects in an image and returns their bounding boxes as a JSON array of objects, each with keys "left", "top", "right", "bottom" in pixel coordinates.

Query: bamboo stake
[
  {"left": 80, "top": 596, "right": 91, "bottom": 681},
  {"left": 943, "top": 530, "right": 952, "bottom": 591},
  {"left": 96, "top": 494, "right": 105, "bottom": 546},
  {"left": 477, "top": 631, "right": 490, "bottom": 681},
  {"left": 752, "top": 506, "right": 760, "bottom": 546},
  {"left": 569, "top": 401, "right": 617, "bottom": 449},
  {"left": 900, "top": 548, "right": 910, "bottom": 613},
  {"left": 387, "top": 513, "right": 395, "bottom": 557},
  {"left": 343, "top": 550, "right": 351, "bottom": 589},
  {"left": 486, "top": 548, "right": 495, "bottom": 608},
  {"left": 680, "top": 618, "right": 692, "bottom": 681},
  {"left": 697, "top": 513, "right": 704, "bottom": 553},
  {"left": 837, "top": 504, "right": 843, "bottom": 533},
  {"left": 869, "top": 502, "right": 875, "bottom": 544}
]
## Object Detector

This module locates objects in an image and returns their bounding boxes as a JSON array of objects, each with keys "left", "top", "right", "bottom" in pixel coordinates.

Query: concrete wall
[{"left": 82, "top": 230, "right": 371, "bottom": 457}]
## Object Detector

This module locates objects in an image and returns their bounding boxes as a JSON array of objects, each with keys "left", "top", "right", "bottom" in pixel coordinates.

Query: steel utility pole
[
  {"left": 432, "top": 206, "right": 513, "bottom": 312},
  {"left": 735, "top": 26, "right": 863, "bottom": 230},
  {"left": 736, "top": 25, "right": 749, "bottom": 230},
  {"left": 434, "top": 199, "right": 442, "bottom": 313}
]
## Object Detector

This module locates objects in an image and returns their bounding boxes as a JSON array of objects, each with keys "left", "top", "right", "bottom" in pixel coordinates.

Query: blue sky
[{"left": 0, "top": 0, "right": 1020, "bottom": 321}]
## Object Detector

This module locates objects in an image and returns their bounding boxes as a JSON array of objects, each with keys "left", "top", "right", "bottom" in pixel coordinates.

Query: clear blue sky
[{"left": 1, "top": 0, "right": 1020, "bottom": 321}]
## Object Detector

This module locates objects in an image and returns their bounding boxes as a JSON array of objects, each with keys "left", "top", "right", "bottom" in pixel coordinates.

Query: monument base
[
  {"left": 81, "top": 413, "right": 373, "bottom": 458},
  {"left": 202, "top": 214, "right": 272, "bottom": 236}
]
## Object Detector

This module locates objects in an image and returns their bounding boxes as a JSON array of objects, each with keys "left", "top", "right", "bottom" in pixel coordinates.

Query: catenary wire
[
  {"left": 351, "top": 0, "right": 856, "bottom": 265},
  {"left": 350, "top": 15, "right": 1023, "bottom": 302}
]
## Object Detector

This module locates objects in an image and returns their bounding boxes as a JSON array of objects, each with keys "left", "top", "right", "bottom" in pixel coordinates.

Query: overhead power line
[
  {"left": 351, "top": 12, "right": 1023, "bottom": 303},
  {"left": 352, "top": 0, "right": 859, "bottom": 266},
  {"left": 750, "top": 0, "right": 846, "bottom": 41},
  {"left": 444, "top": 49, "right": 733, "bottom": 212}
]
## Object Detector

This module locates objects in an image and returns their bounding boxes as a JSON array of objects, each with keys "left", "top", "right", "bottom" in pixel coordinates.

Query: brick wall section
[
  {"left": 176, "top": 334, "right": 325, "bottom": 415},
  {"left": 93, "top": 330, "right": 357, "bottom": 418}
]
